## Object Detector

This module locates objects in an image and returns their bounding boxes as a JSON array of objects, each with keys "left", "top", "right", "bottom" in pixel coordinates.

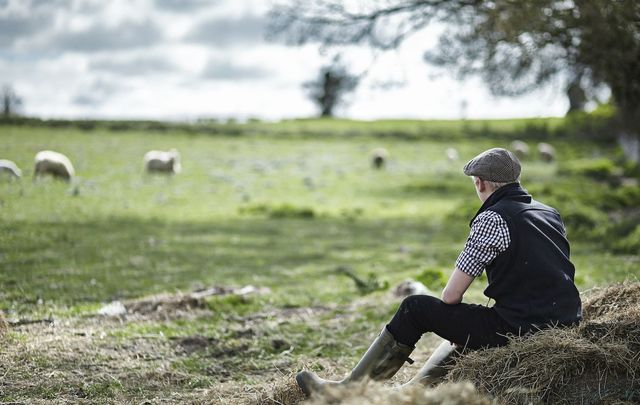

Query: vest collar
[{"left": 469, "top": 182, "right": 531, "bottom": 226}]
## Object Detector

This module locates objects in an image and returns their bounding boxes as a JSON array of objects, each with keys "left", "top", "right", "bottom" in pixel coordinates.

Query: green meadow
[{"left": 0, "top": 120, "right": 638, "bottom": 403}]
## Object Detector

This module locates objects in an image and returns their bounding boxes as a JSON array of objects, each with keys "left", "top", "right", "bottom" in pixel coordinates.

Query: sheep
[
  {"left": 144, "top": 149, "right": 181, "bottom": 174},
  {"left": 445, "top": 147, "right": 459, "bottom": 162},
  {"left": 34, "top": 150, "right": 75, "bottom": 181},
  {"left": 371, "top": 147, "right": 388, "bottom": 169},
  {"left": 537, "top": 142, "right": 556, "bottom": 162},
  {"left": 510, "top": 140, "right": 530, "bottom": 159},
  {"left": 392, "top": 279, "right": 430, "bottom": 297},
  {"left": 0, "top": 159, "right": 22, "bottom": 179}
]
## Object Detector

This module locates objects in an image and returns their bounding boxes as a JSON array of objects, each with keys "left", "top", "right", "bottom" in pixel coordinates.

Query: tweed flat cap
[{"left": 463, "top": 147, "right": 521, "bottom": 182}]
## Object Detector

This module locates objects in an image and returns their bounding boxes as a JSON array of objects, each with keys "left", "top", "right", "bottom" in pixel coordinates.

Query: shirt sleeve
[{"left": 455, "top": 210, "right": 511, "bottom": 277}]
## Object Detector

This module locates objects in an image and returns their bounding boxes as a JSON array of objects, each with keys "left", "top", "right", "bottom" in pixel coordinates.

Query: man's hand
[{"left": 442, "top": 268, "right": 475, "bottom": 305}]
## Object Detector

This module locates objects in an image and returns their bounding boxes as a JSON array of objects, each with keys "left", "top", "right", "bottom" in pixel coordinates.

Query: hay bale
[
  {"left": 306, "top": 381, "right": 492, "bottom": 405},
  {"left": 448, "top": 282, "right": 640, "bottom": 404},
  {"left": 581, "top": 282, "right": 640, "bottom": 321}
]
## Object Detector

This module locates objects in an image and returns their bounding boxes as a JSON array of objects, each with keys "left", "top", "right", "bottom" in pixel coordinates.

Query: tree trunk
[{"left": 566, "top": 80, "right": 586, "bottom": 113}]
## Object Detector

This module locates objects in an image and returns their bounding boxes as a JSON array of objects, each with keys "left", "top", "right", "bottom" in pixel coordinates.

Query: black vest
[{"left": 470, "top": 183, "right": 582, "bottom": 332}]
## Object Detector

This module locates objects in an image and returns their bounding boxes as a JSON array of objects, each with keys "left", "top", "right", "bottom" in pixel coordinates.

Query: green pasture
[{"left": 0, "top": 121, "right": 638, "bottom": 402}]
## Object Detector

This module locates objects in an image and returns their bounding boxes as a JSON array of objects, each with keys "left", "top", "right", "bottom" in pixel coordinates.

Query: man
[{"left": 296, "top": 147, "right": 582, "bottom": 395}]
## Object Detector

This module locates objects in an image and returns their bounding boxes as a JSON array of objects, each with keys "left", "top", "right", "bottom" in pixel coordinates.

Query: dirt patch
[
  {"left": 233, "top": 306, "right": 333, "bottom": 324},
  {"left": 94, "top": 284, "right": 272, "bottom": 322},
  {"left": 125, "top": 293, "right": 206, "bottom": 316},
  {"left": 170, "top": 335, "right": 250, "bottom": 359},
  {"left": 171, "top": 335, "right": 220, "bottom": 354}
]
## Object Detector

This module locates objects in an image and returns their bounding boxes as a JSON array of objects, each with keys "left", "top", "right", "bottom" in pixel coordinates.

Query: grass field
[{"left": 0, "top": 121, "right": 638, "bottom": 403}]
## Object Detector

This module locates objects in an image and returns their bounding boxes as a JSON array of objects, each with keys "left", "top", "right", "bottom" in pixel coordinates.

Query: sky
[{"left": 0, "top": 0, "right": 572, "bottom": 121}]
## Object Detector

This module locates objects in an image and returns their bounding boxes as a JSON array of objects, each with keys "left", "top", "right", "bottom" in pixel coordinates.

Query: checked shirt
[{"left": 455, "top": 210, "right": 511, "bottom": 277}]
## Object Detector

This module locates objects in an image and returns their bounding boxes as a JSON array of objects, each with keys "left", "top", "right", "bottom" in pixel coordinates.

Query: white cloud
[
  {"left": 183, "top": 14, "right": 267, "bottom": 47},
  {"left": 89, "top": 53, "right": 179, "bottom": 76}
]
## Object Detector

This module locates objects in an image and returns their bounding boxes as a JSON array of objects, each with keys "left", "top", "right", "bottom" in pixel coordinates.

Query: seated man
[{"left": 296, "top": 147, "right": 582, "bottom": 395}]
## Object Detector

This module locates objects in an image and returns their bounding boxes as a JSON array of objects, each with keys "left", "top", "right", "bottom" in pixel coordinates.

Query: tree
[
  {"left": 1, "top": 85, "right": 22, "bottom": 117},
  {"left": 268, "top": 0, "right": 640, "bottom": 159},
  {"left": 566, "top": 77, "right": 587, "bottom": 113},
  {"left": 304, "top": 58, "right": 360, "bottom": 117}
]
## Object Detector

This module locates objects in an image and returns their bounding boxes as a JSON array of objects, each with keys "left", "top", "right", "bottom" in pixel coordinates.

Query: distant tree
[
  {"left": 304, "top": 59, "right": 360, "bottom": 117},
  {"left": 269, "top": 0, "right": 640, "bottom": 159},
  {"left": 1, "top": 85, "right": 22, "bottom": 117},
  {"left": 566, "top": 78, "right": 587, "bottom": 114}
]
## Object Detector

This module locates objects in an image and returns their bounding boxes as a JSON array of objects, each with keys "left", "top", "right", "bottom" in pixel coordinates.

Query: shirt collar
[{"left": 469, "top": 182, "right": 531, "bottom": 226}]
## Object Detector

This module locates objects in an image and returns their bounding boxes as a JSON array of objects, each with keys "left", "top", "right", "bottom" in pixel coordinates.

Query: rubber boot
[
  {"left": 296, "top": 327, "right": 414, "bottom": 397},
  {"left": 403, "top": 340, "right": 459, "bottom": 387}
]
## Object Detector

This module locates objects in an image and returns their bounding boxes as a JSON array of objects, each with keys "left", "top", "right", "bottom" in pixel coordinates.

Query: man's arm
[
  {"left": 442, "top": 268, "right": 475, "bottom": 305},
  {"left": 445, "top": 210, "right": 511, "bottom": 304}
]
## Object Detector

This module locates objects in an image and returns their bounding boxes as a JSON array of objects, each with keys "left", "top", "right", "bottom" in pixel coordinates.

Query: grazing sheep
[
  {"left": 510, "top": 140, "right": 530, "bottom": 159},
  {"left": 144, "top": 149, "right": 181, "bottom": 174},
  {"left": 370, "top": 147, "right": 388, "bottom": 169},
  {"left": 0, "top": 159, "right": 22, "bottom": 179},
  {"left": 34, "top": 150, "right": 75, "bottom": 181},
  {"left": 445, "top": 147, "right": 459, "bottom": 162},
  {"left": 537, "top": 142, "right": 556, "bottom": 162}
]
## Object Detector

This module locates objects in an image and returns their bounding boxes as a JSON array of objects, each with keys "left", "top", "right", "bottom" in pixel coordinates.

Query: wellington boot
[
  {"left": 403, "top": 340, "right": 458, "bottom": 387},
  {"left": 296, "top": 327, "right": 414, "bottom": 397}
]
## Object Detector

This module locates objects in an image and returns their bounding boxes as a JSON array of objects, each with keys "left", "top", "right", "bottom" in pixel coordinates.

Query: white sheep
[
  {"left": 510, "top": 140, "right": 530, "bottom": 159},
  {"left": 537, "top": 142, "right": 556, "bottom": 162},
  {"left": 144, "top": 149, "right": 181, "bottom": 174},
  {"left": 371, "top": 147, "right": 388, "bottom": 169},
  {"left": 0, "top": 159, "right": 22, "bottom": 179},
  {"left": 445, "top": 147, "right": 459, "bottom": 162},
  {"left": 34, "top": 150, "right": 75, "bottom": 181},
  {"left": 392, "top": 279, "right": 430, "bottom": 297}
]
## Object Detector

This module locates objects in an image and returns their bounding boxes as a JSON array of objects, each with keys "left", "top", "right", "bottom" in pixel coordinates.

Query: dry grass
[
  {"left": 245, "top": 378, "right": 493, "bottom": 405},
  {"left": 0, "top": 321, "right": 186, "bottom": 403},
  {"left": 306, "top": 381, "right": 494, "bottom": 405},
  {"left": 3, "top": 283, "right": 639, "bottom": 404},
  {"left": 245, "top": 374, "right": 307, "bottom": 404},
  {"left": 0, "top": 288, "right": 336, "bottom": 404}
]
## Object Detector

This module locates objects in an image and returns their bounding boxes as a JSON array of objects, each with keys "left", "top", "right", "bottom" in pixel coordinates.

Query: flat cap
[{"left": 463, "top": 147, "right": 521, "bottom": 182}]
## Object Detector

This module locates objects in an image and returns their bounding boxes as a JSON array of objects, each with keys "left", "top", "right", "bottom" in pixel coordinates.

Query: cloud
[
  {"left": 184, "top": 14, "right": 266, "bottom": 47},
  {"left": 71, "top": 78, "right": 126, "bottom": 107},
  {"left": 46, "top": 20, "right": 164, "bottom": 52},
  {"left": 0, "top": 15, "right": 42, "bottom": 46},
  {"left": 0, "top": 1, "right": 56, "bottom": 47},
  {"left": 89, "top": 54, "right": 179, "bottom": 76},
  {"left": 201, "top": 59, "right": 271, "bottom": 80},
  {"left": 154, "top": 0, "right": 216, "bottom": 12}
]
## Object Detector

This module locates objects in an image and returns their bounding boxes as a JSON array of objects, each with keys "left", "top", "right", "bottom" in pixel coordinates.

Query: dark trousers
[{"left": 386, "top": 295, "right": 519, "bottom": 350}]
